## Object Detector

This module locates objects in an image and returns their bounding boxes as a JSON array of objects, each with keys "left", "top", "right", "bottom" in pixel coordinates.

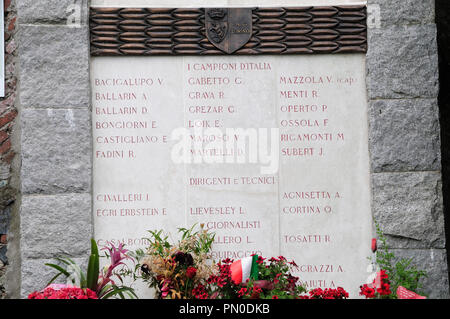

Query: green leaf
[
  {"left": 56, "top": 257, "right": 86, "bottom": 287},
  {"left": 90, "top": 238, "right": 99, "bottom": 257},
  {"left": 101, "top": 286, "right": 138, "bottom": 299},
  {"left": 45, "top": 263, "right": 71, "bottom": 285},
  {"left": 86, "top": 254, "right": 99, "bottom": 291},
  {"left": 98, "top": 284, "right": 113, "bottom": 298},
  {"left": 86, "top": 238, "right": 100, "bottom": 290},
  {"left": 46, "top": 272, "right": 64, "bottom": 285}
]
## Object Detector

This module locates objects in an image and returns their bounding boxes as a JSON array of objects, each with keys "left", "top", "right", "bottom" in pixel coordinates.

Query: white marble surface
[
  {"left": 92, "top": 57, "right": 185, "bottom": 249},
  {"left": 277, "top": 55, "right": 372, "bottom": 293}
]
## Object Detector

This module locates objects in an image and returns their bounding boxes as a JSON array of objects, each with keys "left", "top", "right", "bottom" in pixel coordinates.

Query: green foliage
[
  {"left": 374, "top": 221, "right": 427, "bottom": 297},
  {"left": 46, "top": 257, "right": 86, "bottom": 288},
  {"left": 256, "top": 258, "right": 306, "bottom": 299},
  {"left": 98, "top": 286, "right": 137, "bottom": 299},
  {"left": 135, "top": 224, "right": 216, "bottom": 299},
  {"left": 86, "top": 239, "right": 100, "bottom": 291},
  {"left": 235, "top": 257, "right": 307, "bottom": 300},
  {"left": 178, "top": 223, "right": 216, "bottom": 255},
  {"left": 144, "top": 223, "right": 215, "bottom": 258},
  {"left": 128, "top": 248, "right": 147, "bottom": 281},
  {"left": 145, "top": 229, "right": 171, "bottom": 257}
]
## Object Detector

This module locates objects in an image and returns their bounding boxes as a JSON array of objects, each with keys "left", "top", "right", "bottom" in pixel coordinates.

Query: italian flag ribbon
[
  {"left": 230, "top": 255, "right": 259, "bottom": 285},
  {"left": 396, "top": 286, "right": 426, "bottom": 299}
]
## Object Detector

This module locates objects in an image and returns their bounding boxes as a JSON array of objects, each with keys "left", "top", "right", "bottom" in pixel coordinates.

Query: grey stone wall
[
  {"left": 1, "top": 0, "right": 18, "bottom": 299},
  {"left": 367, "top": 0, "right": 449, "bottom": 298},
  {"left": 6, "top": 0, "right": 92, "bottom": 298}
]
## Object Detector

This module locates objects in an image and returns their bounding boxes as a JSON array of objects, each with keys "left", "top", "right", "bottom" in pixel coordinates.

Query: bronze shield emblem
[{"left": 206, "top": 8, "right": 253, "bottom": 54}]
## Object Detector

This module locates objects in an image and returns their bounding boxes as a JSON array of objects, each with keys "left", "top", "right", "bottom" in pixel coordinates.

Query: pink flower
[
  {"left": 160, "top": 280, "right": 171, "bottom": 298},
  {"left": 28, "top": 287, "right": 98, "bottom": 299}
]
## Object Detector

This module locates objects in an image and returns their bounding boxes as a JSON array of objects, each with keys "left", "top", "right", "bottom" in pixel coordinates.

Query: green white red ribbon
[{"left": 230, "top": 255, "right": 259, "bottom": 284}]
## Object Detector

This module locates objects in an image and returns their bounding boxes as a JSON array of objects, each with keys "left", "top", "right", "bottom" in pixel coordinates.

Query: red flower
[
  {"left": 309, "top": 288, "right": 324, "bottom": 298},
  {"left": 249, "top": 287, "right": 262, "bottom": 299},
  {"left": 238, "top": 288, "right": 248, "bottom": 298},
  {"left": 360, "top": 270, "right": 392, "bottom": 298},
  {"left": 308, "top": 287, "right": 349, "bottom": 299},
  {"left": 186, "top": 266, "right": 197, "bottom": 279},
  {"left": 336, "top": 287, "right": 349, "bottom": 299},
  {"left": 272, "top": 295, "right": 279, "bottom": 299},
  {"left": 379, "top": 270, "right": 389, "bottom": 281},
  {"left": 377, "top": 283, "right": 391, "bottom": 296},
  {"left": 376, "top": 270, "right": 392, "bottom": 296},
  {"left": 360, "top": 284, "right": 376, "bottom": 299},
  {"left": 28, "top": 287, "right": 98, "bottom": 299},
  {"left": 250, "top": 291, "right": 260, "bottom": 299},
  {"left": 192, "top": 284, "right": 209, "bottom": 299}
]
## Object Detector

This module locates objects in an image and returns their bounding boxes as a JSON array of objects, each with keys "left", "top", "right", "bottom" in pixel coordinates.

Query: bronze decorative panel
[{"left": 90, "top": 6, "right": 367, "bottom": 56}]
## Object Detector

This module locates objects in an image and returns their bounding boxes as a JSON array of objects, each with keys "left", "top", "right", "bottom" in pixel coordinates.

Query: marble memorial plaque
[{"left": 91, "top": 0, "right": 372, "bottom": 298}]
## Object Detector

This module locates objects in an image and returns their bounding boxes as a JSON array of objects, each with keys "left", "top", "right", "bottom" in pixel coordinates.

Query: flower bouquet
[
  {"left": 359, "top": 222, "right": 427, "bottom": 299},
  {"left": 206, "top": 255, "right": 348, "bottom": 299},
  {"left": 136, "top": 224, "right": 216, "bottom": 299},
  {"left": 135, "top": 224, "right": 350, "bottom": 300},
  {"left": 205, "top": 256, "right": 306, "bottom": 299}
]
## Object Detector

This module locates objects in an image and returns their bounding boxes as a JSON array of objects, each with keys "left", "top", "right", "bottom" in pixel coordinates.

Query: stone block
[
  {"left": 369, "top": 98, "right": 441, "bottom": 172},
  {"left": 391, "top": 249, "right": 449, "bottom": 299},
  {"left": 21, "top": 194, "right": 92, "bottom": 259},
  {"left": 368, "top": 0, "right": 435, "bottom": 28},
  {"left": 20, "top": 256, "right": 88, "bottom": 298},
  {"left": 367, "top": 25, "right": 439, "bottom": 99},
  {"left": 21, "top": 108, "right": 91, "bottom": 194},
  {"left": 372, "top": 171, "right": 445, "bottom": 249},
  {"left": 18, "top": 25, "right": 89, "bottom": 108},
  {"left": 17, "top": 0, "right": 88, "bottom": 25}
]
